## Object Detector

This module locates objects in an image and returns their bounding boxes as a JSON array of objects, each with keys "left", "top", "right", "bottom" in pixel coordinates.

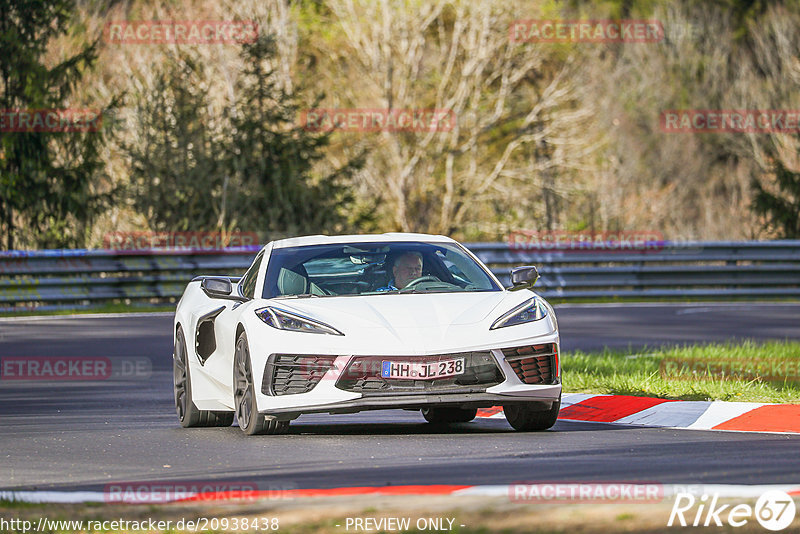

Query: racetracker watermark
[
  {"left": 661, "top": 110, "right": 800, "bottom": 133},
  {"left": 103, "top": 20, "right": 258, "bottom": 44},
  {"left": 509, "top": 482, "right": 664, "bottom": 503},
  {"left": 510, "top": 20, "right": 664, "bottom": 43},
  {"left": 300, "top": 109, "right": 455, "bottom": 133},
  {"left": 508, "top": 230, "right": 665, "bottom": 252},
  {"left": 660, "top": 358, "right": 800, "bottom": 384},
  {"left": 0, "top": 357, "right": 151, "bottom": 381},
  {"left": 103, "top": 481, "right": 295, "bottom": 503},
  {"left": 103, "top": 231, "right": 258, "bottom": 251},
  {"left": 0, "top": 109, "right": 102, "bottom": 132}
]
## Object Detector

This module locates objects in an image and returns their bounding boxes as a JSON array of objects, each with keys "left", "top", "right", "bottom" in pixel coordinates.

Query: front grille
[
  {"left": 502, "top": 344, "right": 557, "bottom": 384},
  {"left": 263, "top": 354, "right": 337, "bottom": 396},
  {"left": 335, "top": 352, "right": 504, "bottom": 394}
]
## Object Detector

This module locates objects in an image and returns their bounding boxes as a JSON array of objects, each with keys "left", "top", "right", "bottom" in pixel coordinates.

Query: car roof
[{"left": 269, "top": 233, "right": 456, "bottom": 250}]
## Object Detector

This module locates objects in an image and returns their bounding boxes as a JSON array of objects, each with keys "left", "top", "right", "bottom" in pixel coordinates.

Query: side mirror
[
  {"left": 201, "top": 277, "right": 233, "bottom": 297},
  {"left": 509, "top": 266, "right": 539, "bottom": 291}
]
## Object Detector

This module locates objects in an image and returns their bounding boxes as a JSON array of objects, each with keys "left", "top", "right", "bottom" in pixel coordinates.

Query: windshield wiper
[
  {"left": 397, "top": 285, "right": 453, "bottom": 294},
  {"left": 276, "top": 293, "right": 322, "bottom": 299}
]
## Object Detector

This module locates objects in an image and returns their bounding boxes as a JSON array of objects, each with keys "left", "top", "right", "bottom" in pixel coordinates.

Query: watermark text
[
  {"left": 103, "top": 21, "right": 258, "bottom": 44},
  {"left": 0, "top": 109, "right": 101, "bottom": 132},
  {"left": 103, "top": 231, "right": 258, "bottom": 251},
  {"left": 510, "top": 20, "right": 664, "bottom": 43},
  {"left": 661, "top": 110, "right": 800, "bottom": 133},
  {"left": 508, "top": 230, "right": 665, "bottom": 252},
  {"left": 300, "top": 109, "right": 455, "bottom": 132}
]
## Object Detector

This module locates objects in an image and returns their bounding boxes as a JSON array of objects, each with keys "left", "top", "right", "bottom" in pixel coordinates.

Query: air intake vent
[
  {"left": 263, "top": 355, "right": 337, "bottom": 396},
  {"left": 335, "top": 352, "right": 503, "bottom": 395},
  {"left": 502, "top": 344, "right": 557, "bottom": 385}
]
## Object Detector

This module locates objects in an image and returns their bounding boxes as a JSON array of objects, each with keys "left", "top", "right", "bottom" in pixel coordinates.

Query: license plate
[{"left": 381, "top": 358, "right": 465, "bottom": 380}]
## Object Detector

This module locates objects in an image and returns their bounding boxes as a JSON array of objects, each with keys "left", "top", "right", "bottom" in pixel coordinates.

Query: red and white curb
[
  {"left": 476, "top": 394, "right": 800, "bottom": 434},
  {"left": 3, "top": 483, "right": 800, "bottom": 504}
]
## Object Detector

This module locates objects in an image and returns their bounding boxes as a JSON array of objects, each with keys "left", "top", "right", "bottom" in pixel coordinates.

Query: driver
[{"left": 376, "top": 251, "right": 423, "bottom": 291}]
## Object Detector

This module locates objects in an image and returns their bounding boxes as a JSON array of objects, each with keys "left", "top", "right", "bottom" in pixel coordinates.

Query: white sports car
[{"left": 173, "top": 233, "right": 561, "bottom": 435}]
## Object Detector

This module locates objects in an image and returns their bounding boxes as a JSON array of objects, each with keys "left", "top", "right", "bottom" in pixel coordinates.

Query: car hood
[{"left": 266, "top": 290, "right": 534, "bottom": 331}]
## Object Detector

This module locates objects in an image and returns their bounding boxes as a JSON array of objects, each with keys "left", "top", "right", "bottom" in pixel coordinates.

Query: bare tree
[{"left": 321, "top": 0, "right": 597, "bottom": 235}]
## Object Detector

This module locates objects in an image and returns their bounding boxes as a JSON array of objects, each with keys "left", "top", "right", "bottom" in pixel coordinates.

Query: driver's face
[{"left": 393, "top": 254, "right": 423, "bottom": 288}]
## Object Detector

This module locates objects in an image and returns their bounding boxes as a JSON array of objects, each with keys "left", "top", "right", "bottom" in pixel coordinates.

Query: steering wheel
[{"left": 401, "top": 275, "right": 440, "bottom": 289}]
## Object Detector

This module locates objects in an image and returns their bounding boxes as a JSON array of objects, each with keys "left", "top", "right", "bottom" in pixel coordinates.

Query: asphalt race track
[{"left": 1, "top": 303, "right": 799, "bottom": 493}]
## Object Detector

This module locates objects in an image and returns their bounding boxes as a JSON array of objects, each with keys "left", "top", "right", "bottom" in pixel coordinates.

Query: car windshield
[{"left": 262, "top": 241, "right": 501, "bottom": 299}]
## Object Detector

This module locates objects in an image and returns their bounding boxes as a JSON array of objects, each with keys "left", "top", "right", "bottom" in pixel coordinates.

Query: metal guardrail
[
  {"left": 472, "top": 241, "right": 800, "bottom": 299},
  {"left": 1, "top": 241, "right": 799, "bottom": 310}
]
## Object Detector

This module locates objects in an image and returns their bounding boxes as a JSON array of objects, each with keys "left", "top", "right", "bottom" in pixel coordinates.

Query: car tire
[
  {"left": 503, "top": 397, "right": 561, "bottom": 431},
  {"left": 421, "top": 407, "right": 478, "bottom": 424},
  {"left": 234, "top": 330, "right": 289, "bottom": 436},
  {"left": 173, "top": 326, "right": 234, "bottom": 428}
]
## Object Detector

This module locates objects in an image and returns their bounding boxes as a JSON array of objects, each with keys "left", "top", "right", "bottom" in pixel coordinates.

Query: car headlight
[
  {"left": 490, "top": 297, "right": 548, "bottom": 330},
  {"left": 255, "top": 307, "right": 344, "bottom": 336}
]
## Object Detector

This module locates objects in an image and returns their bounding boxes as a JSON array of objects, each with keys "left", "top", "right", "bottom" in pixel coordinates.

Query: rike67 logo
[{"left": 668, "top": 490, "right": 796, "bottom": 531}]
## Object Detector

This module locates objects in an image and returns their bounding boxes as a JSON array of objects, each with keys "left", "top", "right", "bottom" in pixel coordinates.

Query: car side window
[{"left": 240, "top": 253, "right": 263, "bottom": 299}]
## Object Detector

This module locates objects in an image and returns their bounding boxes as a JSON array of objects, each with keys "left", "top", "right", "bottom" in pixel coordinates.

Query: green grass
[
  {"left": 0, "top": 498, "right": 40, "bottom": 509},
  {"left": 562, "top": 340, "right": 800, "bottom": 403}
]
